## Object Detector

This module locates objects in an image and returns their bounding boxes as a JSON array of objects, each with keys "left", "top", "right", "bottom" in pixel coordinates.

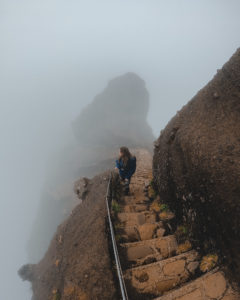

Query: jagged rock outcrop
[
  {"left": 27, "top": 72, "right": 154, "bottom": 263},
  {"left": 74, "top": 177, "right": 90, "bottom": 200},
  {"left": 153, "top": 48, "right": 240, "bottom": 284},
  {"left": 72, "top": 72, "right": 154, "bottom": 148}
]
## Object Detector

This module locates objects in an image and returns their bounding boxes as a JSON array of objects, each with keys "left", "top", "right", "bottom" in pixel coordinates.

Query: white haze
[{"left": 0, "top": 0, "right": 240, "bottom": 299}]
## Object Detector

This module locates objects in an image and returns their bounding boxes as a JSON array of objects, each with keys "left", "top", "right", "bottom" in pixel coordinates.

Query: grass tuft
[{"left": 111, "top": 200, "right": 121, "bottom": 214}]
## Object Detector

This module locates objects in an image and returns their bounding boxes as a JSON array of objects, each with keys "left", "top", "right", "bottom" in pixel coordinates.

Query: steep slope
[
  {"left": 153, "top": 48, "right": 240, "bottom": 284},
  {"left": 20, "top": 171, "right": 118, "bottom": 300}
]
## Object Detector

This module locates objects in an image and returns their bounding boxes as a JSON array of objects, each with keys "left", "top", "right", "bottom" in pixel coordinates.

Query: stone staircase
[{"left": 112, "top": 149, "right": 240, "bottom": 300}]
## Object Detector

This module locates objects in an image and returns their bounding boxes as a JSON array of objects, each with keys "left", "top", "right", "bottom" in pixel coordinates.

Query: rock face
[
  {"left": 72, "top": 72, "right": 154, "bottom": 148},
  {"left": 153, "top": 49, "right": 240, "bottom": 283}
]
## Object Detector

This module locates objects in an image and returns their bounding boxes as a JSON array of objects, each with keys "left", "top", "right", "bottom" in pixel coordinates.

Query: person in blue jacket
[{"left": 115, "top": 147, "right": 136, "bottom": 194}]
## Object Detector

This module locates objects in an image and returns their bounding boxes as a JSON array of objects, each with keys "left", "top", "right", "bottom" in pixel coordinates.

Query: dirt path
[{"left": 113, "top": 149, "right": 239, "bottom": 300}]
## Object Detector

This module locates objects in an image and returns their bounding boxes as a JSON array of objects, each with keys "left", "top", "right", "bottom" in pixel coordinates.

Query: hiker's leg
[
  {"left": 119, "top": 169, "right": 125, "bottom": 181},
  {"left": 124, "top": 178, "right": 130, "bottom": 195}
]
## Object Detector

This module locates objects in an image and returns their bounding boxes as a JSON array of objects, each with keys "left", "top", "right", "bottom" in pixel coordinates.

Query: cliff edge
[{"left": 20, "top": 171, "right": 118, "bottom": 300}]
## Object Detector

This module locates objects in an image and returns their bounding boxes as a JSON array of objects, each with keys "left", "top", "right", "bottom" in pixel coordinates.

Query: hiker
[{"left": 115, "top": 147, "right": 136, "bottom": 195}]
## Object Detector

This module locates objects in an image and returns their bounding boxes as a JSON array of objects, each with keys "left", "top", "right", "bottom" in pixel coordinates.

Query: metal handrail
[{"left": 106, "top": 174, "right": 129, "bottom": 300}]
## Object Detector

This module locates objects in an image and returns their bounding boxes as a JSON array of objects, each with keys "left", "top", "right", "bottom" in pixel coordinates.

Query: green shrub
[
  {"left": 160, "top": 204, "right": 169, "bottom": 212},
  {"left": 112, "top": 200, "right": 121, "bottom": 213}
]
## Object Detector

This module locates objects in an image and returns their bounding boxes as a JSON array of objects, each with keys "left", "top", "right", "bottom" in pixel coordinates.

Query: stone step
[
  {"left": 131, "top": 177, "right": 146, "bottom": 181},
  {"left": 123, "top": 194, "right": 151, "bottom": 205},
  {"left": 117, "top": 211, "right": 157, "bottom": 227},
  {"left": 132, "top": 181, "right": 147, "bottom": 186},
  {"left": 131, "top": 183, "right": 146, "bottom": 188},
  {"left": 124, "top": 250, "right": 199, "bottom": 297},
  {"left": 120, "top": 225, "right": 139, "bottom": 242},
  {"left": 120, "top": 235, "right": 177, "bottom": 267},
  {"left": 122, "top": 204, "right": 148, "bottom": 213},
  {"left": 132, "top": 175, "right": 151, "bottom": 180},
  {"left": 159, "top": 211, "right": 175, "bottom": 221},
  {"left": 121, "top": 222, "right": 164, "bottom": 242},
  {"left": 153, "top": 269, "right": 240, "bottom": 300}
]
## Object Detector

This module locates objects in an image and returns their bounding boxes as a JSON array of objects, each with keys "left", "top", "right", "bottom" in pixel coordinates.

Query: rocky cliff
[
  {"left": 72, "top": 72, "right": 154, "bottom": 148},
  {"left": 153, "top": 48, "right": 240, "bottom": 284}
]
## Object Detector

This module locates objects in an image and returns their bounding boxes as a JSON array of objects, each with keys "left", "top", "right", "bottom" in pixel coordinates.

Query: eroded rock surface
[{"left": 153, "top": 48, "right": 240, "bottom": 283}]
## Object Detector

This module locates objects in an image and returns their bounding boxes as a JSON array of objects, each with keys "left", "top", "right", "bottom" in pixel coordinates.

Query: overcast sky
[{"left": 1, "top": 0, "right": 240, "bottom": 299}]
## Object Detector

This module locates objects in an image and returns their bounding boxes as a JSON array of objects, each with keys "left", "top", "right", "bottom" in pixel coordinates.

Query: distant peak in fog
[
  {"left": 107, "top": 72, "right": 146, "bottom": 88},
  {"left": 72, "top": 72, "right": 154, "bottom": 148}
]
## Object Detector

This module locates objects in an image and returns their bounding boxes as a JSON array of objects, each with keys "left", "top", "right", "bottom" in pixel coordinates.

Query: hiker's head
[{"left": 119, "top": 146, "right": 132, "bottom": 166}]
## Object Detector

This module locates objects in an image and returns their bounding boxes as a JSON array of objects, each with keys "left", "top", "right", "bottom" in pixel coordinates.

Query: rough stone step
[
  {"left": 131, "top": 180, "right": 148, "bottom": 185},
  {"left": 131, "top": 178, "right": 146, "bottom": 182},
  {"left": 117, "top": 211, "right": 157, "bottom": 227},
  {"left": 124, "top": 250, "right": 199, "bottom": 297},
  {"left": 158, "top": 211, "right": 175, "bottom": 222},
  {"left": 131, "top": 183, "right": 147, "bottom": 188},
  {"left": 122, "top": 204, "right": 148, "bottom": 213},
  {"left": 131, "top": 187, "right": 148, "bottom": 193},
  {"left": 131, "top": 178, "right": 147, "bottom": 182},
  {"left": 121, "top": 222, "right": 165, "bottom": 242},
  {"left": 134, "top": 181, "right": 145, "bottom": 186},
  {"left": 120, "top": 235, "right": 177, "bottom": 267},
  {"left": 123, "top": 194, "right": 151, "bottom": 205},
  {"left": 133, "top": 175, "right": 151, "bottom": 180},
  {"left": 153, "top": 269, "right": 240, "bottom": 300}
]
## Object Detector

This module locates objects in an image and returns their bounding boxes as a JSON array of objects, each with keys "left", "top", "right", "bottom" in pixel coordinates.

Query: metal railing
[{"left": 106, "top": 174, "right": 129, "bottom": 300}]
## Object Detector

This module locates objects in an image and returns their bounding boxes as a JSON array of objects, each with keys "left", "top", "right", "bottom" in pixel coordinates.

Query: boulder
[
  {"left": 18, "top": 264, "right": 36, "bottom": 282},
  {"left": 153, "top": 48, "right": 240, "bottom": 284},
  {"left": 74, "top": 177, "right": 90, "bottom": 200}
]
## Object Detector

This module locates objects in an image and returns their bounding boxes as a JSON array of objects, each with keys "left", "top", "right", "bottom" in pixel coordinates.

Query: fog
[{"left": 1, "top": 0, "right": 240, "bottom": 299}]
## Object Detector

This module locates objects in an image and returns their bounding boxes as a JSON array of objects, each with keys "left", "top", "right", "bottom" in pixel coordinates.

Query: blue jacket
[{"left": 115, "top": 156, "right": 136, "bottom": 180}]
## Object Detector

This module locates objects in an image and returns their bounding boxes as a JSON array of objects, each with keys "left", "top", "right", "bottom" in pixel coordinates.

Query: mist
[{"left": 1, "top": 0, "right": 240, "bottom": 299}]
